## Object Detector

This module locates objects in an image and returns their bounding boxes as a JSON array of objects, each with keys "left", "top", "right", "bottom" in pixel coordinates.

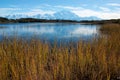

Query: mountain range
[{"left": 5, "top": 10, "right": 101, "bottom": 21}]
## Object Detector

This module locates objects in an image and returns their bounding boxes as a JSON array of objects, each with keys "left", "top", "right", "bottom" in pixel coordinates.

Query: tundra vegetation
[{"left": 0, "top": 22, "right": 120, "bottom": 80}]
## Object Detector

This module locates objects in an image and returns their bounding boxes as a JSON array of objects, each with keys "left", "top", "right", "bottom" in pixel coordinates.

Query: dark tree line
[
  {"left": 81, "top": 19, "right": 120, "bottom": 24},
  {"left": 0, "top": 17, "right": 120, "bottom": 24},
  {"left": 0, "top": 17, "right": 9, "bottom": 23},
  {"left": 0, "top": 17, "right": 79, "bottom": 23}
]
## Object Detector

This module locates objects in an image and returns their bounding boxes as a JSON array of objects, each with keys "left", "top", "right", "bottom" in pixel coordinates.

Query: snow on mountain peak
[
  {"left": 53, "top": 10, "right": 80, "bottom": 20},
  {"left": 5, "top": 10, "right": 101, "bottom": 20}
]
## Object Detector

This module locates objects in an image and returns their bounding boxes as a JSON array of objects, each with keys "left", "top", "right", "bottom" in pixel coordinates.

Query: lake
[{"left": 0, "top": 23, "right": 99, "bottom": 43}]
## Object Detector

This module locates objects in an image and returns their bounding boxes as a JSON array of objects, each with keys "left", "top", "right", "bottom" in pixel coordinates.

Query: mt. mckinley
[{"left": 5, "top": 10, "right": 100, "bottom": 21}]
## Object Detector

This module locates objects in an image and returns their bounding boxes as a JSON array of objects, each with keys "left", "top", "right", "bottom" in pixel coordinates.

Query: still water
[{"left": 0, "top": 23, "right": 99, "bottom": 43}]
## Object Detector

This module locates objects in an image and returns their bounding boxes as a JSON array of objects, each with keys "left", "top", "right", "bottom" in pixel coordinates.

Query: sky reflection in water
[{"left": 0, "top": 23, "right": 99, "bottom": 42}]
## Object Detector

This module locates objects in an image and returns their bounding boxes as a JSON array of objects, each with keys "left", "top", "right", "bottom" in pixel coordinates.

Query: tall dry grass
[{"left": 0, "top": 24, "right": 120, "bottom": 80}]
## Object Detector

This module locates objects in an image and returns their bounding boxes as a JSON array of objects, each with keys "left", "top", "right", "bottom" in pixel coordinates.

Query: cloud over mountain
[
  {"left": 5, "top": 10, "right": 100, "bottom": 20},
  {"left": 0, "top": 4, "right": 120, "bottom": 20}
]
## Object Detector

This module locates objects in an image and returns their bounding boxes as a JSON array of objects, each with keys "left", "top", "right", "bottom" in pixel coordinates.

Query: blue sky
[{"left": 0, "top": 0, "right": 120, "bottom": 19}]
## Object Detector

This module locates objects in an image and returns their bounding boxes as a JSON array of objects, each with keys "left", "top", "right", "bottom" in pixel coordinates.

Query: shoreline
[{"left": 0, "top": 17, "right": 120, "bottom": 24}]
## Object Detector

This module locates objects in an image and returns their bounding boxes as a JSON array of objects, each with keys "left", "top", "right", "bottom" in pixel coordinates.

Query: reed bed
[{"left": 0, "top": 24, "right": 120, "bottom": 80}]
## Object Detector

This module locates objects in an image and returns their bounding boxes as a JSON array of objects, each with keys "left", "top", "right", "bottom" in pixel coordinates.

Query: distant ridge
[{"left": 0, "top": 17, "right": 120, "bottom": 24}]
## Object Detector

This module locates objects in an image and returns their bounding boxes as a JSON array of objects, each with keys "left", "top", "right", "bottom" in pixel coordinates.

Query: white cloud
[
  {"left": 55, "top": 5, "right": 120, "bottom": 19},
  {"left": 99, "top": 7, "right": 111, "bottom": 12},
  {"left": 56, "top": 5, "right": 84, "bottom": 10},
  {"left": 72, "top": 9, "right": 98, "bottom": 17},
  {"left": 0, "top": 8, "right": 24, "bottom": 16},
  {"left": 0, "top": 4, "right": 120, "bottom": 19},
  {"left": 54, "top": 5, "right": 117, "bottom": 19},
  {"left": 0, "top": 7, "right": 55, "bottom": 16},
  {"left": 107, "top": 3, "right": 120, "bottom": 7},
  {"left": 0, "top": 8, "right": 23, "bottom": 11},
  {"left": 72, "top": 9, "right": 120, "bottom": 19}
]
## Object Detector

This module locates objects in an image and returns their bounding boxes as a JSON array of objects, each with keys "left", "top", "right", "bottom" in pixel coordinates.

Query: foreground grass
[{"left": 0, "top": 24, "right": 120, "bottom": 80}]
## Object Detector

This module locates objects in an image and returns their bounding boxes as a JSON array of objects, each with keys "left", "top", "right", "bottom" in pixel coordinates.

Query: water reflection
[{"left": 0, "top": 23, "right": 99, "bottom": 42}]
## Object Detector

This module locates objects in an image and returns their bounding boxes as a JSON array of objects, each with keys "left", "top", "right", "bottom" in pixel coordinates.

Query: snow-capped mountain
[
  {"left": 32, "top": 14, "right": 54, "bottom": 19},
  {"left": 52, "top": 10, "right": 80, "bottom": 20},
  {"left": 5, "top": 10, "right": 100, "bottom": 20},
  {"left": 6, "top": 14, "right": 29, "bottom": 19},
  {"left": 29, "top": 11, "right": 80, "bottom": 20}
]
